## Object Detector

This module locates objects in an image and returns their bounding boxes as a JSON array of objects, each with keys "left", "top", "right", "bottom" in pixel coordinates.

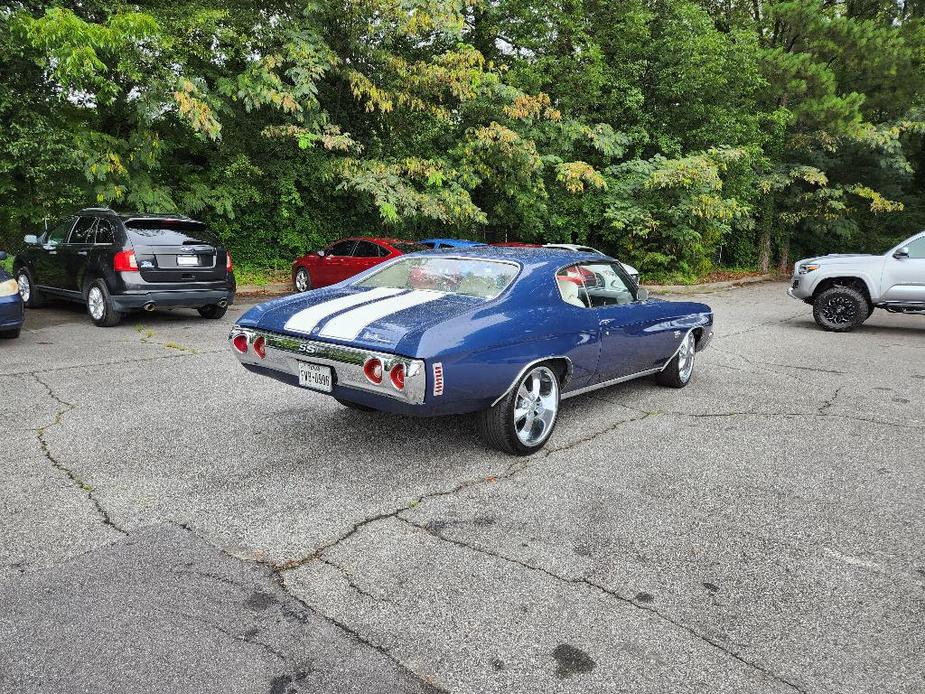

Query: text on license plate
[
  {"left": 177, "top": 255, "right": 200, "bottom": 267},
  {"left": 298, "top": 362, "right": 333, "bottom": 392}
]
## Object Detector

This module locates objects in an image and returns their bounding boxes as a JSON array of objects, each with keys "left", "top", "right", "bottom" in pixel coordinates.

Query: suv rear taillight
[
  {"left": 226, "top": 252, "right": 233, "bottom": 272},
  {"left": 114, "top": 250, "right": 138, "bottom": 272}
]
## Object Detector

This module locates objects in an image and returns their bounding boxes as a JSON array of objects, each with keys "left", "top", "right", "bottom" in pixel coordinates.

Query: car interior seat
[{"left": 557, "top": 279, "right": 586, "bottom": 308}]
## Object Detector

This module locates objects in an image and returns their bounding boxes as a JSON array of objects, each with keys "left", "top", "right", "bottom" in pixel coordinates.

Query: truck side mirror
[
  {"left": 23, "top": 234, "right": 38, "bottom": 246},
  {"left": 894, "top": 247, "right": 910, "bottom": 259}
]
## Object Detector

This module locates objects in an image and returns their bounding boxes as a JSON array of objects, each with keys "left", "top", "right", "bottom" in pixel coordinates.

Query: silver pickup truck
[{"left": 789, "top": 230, "right": 925, "bottom": 331}]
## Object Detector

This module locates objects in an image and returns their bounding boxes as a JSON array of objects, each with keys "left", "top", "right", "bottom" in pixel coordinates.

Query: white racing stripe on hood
[
  {"left": 318, "top": 290, "right": 446, "bottom": 341},
  {"left": 284, "top": 287, "right": 406, "bottom": 335}
]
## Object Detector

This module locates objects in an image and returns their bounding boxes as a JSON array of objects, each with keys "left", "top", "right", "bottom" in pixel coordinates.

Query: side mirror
[
  {"left": 317, "top": 250, "right": 326, "bottom": 257},
  {"left": 894, "top": 247, "right": 910, "bottom": 259},
  {"left": 636, "top": 287, "right": 649, "bottom": 302},
  {"left": 23, "top": 234, "right": 38, "bottom": 246},
  {"left": 0, "top": 251, "right": 6, "bottom": 261}
]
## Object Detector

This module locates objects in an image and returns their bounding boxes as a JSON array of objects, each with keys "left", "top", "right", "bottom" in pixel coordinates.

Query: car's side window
[
  {"left": 68, "top": 217, "right": 96, "bottom": 245},
  {"left": 45, "top": 217, "right": 76, "bottom": 246},
  {"left": 95, "top": 218, "right": 116, "bottom": 245},
  {"left": 328, "top": 240, "right": 357, "bottom": 256},
  {"left": 556, "top": 262, "right": 636, "bottom": 309},
  {"left": 354, "top": 241, "right": 380, "bottom": 258},
  {"left": 905, "top": 236, "right": 925, "bottom": 259},
  {"left": 377, "top": 244, "right": 391, "bottom": 257}
]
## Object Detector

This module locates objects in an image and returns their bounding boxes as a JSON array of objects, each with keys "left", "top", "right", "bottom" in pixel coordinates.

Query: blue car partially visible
[
  {"left": 0, "top": 251, "right": 24, "bottom": 339},
  {"left": 420, "top": 238, "right": 486, "bottom": 249}
]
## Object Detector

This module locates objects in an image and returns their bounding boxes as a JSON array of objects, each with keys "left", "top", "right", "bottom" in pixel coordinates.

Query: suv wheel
[
  {"left": 198, "top": 304, "right": 228, "bottom": 319},
  {"left": 16, "top": 268, "right": 45, "bottom": 308},
  {"left": 813, "top": 286, "right": 869, "bottom": 332},
  {"left": 86, "top": 279, "right": 123, "bottom": 327}
]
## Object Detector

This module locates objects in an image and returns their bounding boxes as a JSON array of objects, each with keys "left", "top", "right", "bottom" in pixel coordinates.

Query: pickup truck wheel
[
  {"left": 86, "top": 279, "right": 123, "bottom": 327},
  {"left": 198, "top": 304, "right": 228, "bottom": 319},
  {"left": 813, "top": 286, "right": 869, "bottom": 332},
  {"left": 656, "top": 331, "right": 696, "bottom": 388},
  {"left": 16, "top": 268, "right": 45, "bottom": 308},
  {"left": 479, "top": 364, "right": 560, "bottom": 456},
  {"left": 334, "top": 397, "right": 377, "bottom": 412}
]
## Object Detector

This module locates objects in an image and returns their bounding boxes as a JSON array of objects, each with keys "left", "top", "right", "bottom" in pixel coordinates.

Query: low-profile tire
[
  {"left": 812, "top": 286, "right": 869, "bottom": 332},
  {"left": 294, "top": 267, "right": 311, "bottom": 293},
  {"left": 334, "top": 397, "right": 377, "bottom": 412},
  {"left": 0, "top": 328, "right": 20, "bottom": 339},
  {"left": 656, "top": 331, "right": 696, "bottom": 389},
  {"left": 478, "top": 363, "right": 561, "bottom": 456},
  {"left": 86, "top": 279, "right": 122, "bottom": 327},
  {"left": 198, "top": 304, "right": 228, "bottom": 319},
  {"left": 15, "top": 268, "right": 45, "bottom": 308}
]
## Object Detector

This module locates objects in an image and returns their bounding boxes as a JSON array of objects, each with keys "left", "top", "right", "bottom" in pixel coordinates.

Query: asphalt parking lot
[{"left": 1, "top": 281, "right": 923, "bottom": 694}]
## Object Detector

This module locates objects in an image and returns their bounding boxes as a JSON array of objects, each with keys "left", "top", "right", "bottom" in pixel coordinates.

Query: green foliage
[{"left": 2, "top": 0, "right": 925, "bottom": 275}]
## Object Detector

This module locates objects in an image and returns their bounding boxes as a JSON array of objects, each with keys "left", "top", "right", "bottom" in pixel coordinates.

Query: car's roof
[
  {"left": 420, "top": 238, "right": 485, "bottom": 247},
  {"left": 544, "top": 243, "right": 601, "bottom": 253},
  {"left": 410, "top": 244, "right": 606, "bottom": 266},
  {"left": 341, "top": 236, "right": 423, "bottom": 246}
]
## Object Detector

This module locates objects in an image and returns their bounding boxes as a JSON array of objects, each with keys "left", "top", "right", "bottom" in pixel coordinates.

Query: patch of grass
[
  {"left": 163, "top": 341, "right": 198, "bottom": 354},
  {"left": 234, "top": 264, "right": 290, "bottom": 287},
  {"left": 0, "top": 255, "right": 12, "bottom": 274}
]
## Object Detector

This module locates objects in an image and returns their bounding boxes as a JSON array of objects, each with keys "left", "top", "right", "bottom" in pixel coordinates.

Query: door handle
[{"left": 78, "top": 251, "right": 88, "bottom": 256}]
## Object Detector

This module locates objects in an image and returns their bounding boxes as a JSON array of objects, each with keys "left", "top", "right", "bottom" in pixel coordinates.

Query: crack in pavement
[
  {"left": 161, "top": 607, "right": 292, "bottom": 664},
  {"left": 320, "top": 557, "right": 392, "bottom": 604},
  {"left": 713, "top": 311, "right": 807, "bottom": 341},
  {"left": 274, "top": 409, "right": 651, "bottom": 573},
  {"left": 1, "top": 347, "right": 225, "bottom": 378},
  {"left": 30, "top": 372, "right": 127, "bottom": 536},
  {"left": 396, "top": 516, "right": 809, "bottom": 694}
]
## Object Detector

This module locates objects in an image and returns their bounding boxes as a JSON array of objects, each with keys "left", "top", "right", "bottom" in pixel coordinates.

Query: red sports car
[{"left": 292, "top": 237, "right": 427, "bottom": 292}]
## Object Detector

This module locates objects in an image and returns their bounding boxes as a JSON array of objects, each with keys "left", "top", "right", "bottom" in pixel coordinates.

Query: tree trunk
[{"left": 758, "top": 230, "right": 771, "bottom": 274}]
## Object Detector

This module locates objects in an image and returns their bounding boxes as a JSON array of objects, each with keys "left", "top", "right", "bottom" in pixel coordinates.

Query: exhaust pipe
[
  {"left": 218, "top": 299, "right": 228, "bottom": 308},
  {"left": 144, "top": 302, "right": 156, "bottom": 312}
]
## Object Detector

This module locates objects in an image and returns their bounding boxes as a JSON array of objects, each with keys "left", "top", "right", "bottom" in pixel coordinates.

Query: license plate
[
  {"left": 298, "top": 362, "right": 333, "bottom": 392},
  {"left": 177, "top": 255, "right": 200, "bottom": 267}
]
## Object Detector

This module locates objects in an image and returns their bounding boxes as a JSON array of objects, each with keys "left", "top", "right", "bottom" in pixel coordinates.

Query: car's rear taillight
[
  {"left": 114, "top": 250, "right": 138, "bottom": 272},
  {"left": 363, "top": 357, "right": 383, "bottom": 384},
  {"left": 226, "top": 251, "right": 232, "bottom": 272},
  {"left": 232, "top": 334, "right": 249, "bottom": 354},
  {"left": 253, "top": 335, "right": 266, "bottom": 359},
  {"left": 389, "top": 363, "right": 405, "bottom": 390}
]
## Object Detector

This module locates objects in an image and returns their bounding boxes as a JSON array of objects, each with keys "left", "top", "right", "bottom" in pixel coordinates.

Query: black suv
[{"left": 14, "top": 209, "right": 236, "bottom": 327}]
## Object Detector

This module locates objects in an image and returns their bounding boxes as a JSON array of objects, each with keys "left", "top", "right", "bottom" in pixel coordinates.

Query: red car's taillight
[
  {"left": 389, "top": 363, "right": 405, "bottom": 390},
  {"left": 232, "top": 334, "right": 249, "bottom": 354},
  {"left": 253, "top": 335, "right": 266, "bottom": 359},
  {"left": 226, "top": 251, "right": 233, "bottom": 272},
  {"left": 114, "top": 250, "right": 138, "bottom": 272},
  {"left": 363, "top": 357, "right": 383, "bottom": 384}
]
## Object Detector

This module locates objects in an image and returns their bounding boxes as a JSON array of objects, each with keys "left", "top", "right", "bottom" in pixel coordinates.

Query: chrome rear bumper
[{"left": 229, "top": 326, "right": 426, "bottom": 405}]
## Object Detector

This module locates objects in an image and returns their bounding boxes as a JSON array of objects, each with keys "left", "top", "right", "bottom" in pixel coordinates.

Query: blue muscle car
[{"left": 230, "top": 247, "right": 714, "bottom": 454}]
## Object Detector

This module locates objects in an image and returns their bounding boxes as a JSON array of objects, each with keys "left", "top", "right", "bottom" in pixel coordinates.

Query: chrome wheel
[
  {"left": 513, "top": 366, "right": 559, "bottom": 447},
  {"left": 17, "top": 273, "right": 30, "bottom": 303},
  {"left": 678, "top": 332, "right": 695, "bottom": 383},
  {"left": 88, "top": 286, "right": 105, "bottom": 320},
  {"left": 295, "top": 268, "right": 310, "bottom": 292}
]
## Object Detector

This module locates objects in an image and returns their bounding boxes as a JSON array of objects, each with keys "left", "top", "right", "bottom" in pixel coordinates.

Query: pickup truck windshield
[{"left": 355, "top": 257, "right": 518, "bottom": 299}]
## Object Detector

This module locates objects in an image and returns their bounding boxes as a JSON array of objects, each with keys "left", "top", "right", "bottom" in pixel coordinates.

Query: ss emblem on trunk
[{"left": 298, "top": 343, "right": 316, "bottom": 354}]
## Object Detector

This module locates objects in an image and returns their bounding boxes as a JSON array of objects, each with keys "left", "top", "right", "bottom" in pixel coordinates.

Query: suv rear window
[{"left": 125, "top": 219, "right": 219, "bottom": 246}]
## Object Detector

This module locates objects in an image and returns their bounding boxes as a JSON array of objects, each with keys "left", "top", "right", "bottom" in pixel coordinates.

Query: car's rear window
[
  {"left": 125, "top": 220, "right": 220, "bottom": 246},
  {"left": 355, "top": 257, "right": 518, "bottom": 299}
]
